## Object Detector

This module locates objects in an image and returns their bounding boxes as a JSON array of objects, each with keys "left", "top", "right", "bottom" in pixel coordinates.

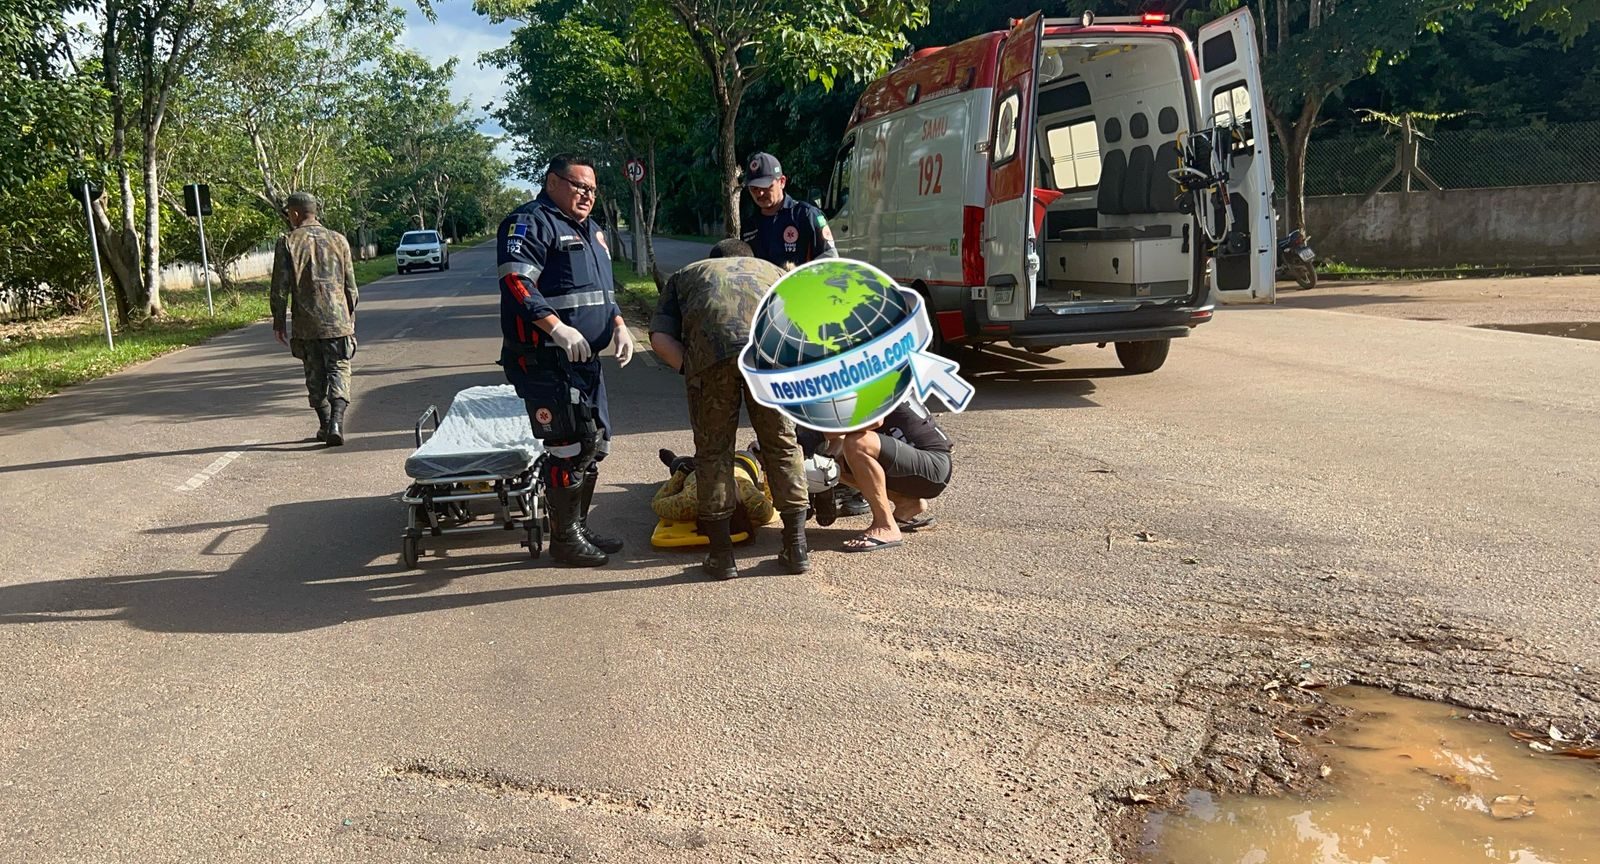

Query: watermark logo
[{"left": 738, "top": 259, "right": 973, "bottom": 432}]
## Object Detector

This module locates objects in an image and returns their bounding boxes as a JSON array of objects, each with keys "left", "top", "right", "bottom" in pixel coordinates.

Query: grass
[
  {"left": 0, "top": 282, "right": 273, "bottom": 412},
  {"left": 1315, "top": 259, "right": 1600, "bottom": 281},
  {"left": 353, "top": 256, "right": 397, "bottom": 285},
  {"left": 0, "top": 246, "right": 431, "bottom": 413},
  {"left": 614, "top": 272, "right": 661, "bottom": 323}
]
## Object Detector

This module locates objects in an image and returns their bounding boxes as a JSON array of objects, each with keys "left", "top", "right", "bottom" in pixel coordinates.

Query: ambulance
[{"left": 822, "top": 10, "right": 1274, "bottom": 373}]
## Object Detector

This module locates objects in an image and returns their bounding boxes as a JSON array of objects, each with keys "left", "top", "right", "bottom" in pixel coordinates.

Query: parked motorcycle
[{"left": 1277, "top": 230, "right": 1318, "bottom": 290}]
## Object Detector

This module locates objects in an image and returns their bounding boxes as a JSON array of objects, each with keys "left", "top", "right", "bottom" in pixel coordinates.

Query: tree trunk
[
  {"left": 141, "top": 130, "right": 164, "bottom": 317},
  {"left": 1279, "top": 96, "right": 1323, "bottom": 233},
  {"left": 90, "top": 195, "right": 136, "bottom": 325},
  {"left": 717, "top": 90, "right": 740, "bottom": 239},
  {"left": 630, "top": 183, "right": 648, "bottom": 276},
  {"left": 645, "top": 137, "right": 664, "bottom": 290}
]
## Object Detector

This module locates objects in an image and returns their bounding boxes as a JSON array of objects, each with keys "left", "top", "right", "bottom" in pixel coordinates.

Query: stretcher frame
[{"left": 400, "top": 404, "right": 549, "bottom": 568}]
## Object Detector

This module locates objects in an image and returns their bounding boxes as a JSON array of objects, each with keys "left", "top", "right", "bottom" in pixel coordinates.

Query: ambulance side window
[
  {"left": 993, "top": 89, "right": 1022, "bottom": 165},
  {"left": 1211, "top": 83, "right": 1254, "bottom": 153},
  {"left": 824, "top": 136, "right": 855, "bottom": 219},
  {"left": 1044, "top": 118, "right": 1101, "bottom": 191}
]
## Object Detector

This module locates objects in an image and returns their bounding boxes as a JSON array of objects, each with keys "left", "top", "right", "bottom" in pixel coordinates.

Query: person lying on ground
[{"left": 821, "top": 398, "right": 953, "bottom": 553}]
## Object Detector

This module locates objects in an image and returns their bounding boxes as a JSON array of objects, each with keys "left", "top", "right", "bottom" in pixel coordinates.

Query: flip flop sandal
[
  {"left": 843, "top": 534, "right": 904, "bottom": 553},
  {"left": 895, "top": 513, "right": 936, "bottom": 532}
]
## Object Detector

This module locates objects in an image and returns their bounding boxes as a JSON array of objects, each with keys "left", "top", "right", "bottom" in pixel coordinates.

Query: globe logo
[{"left": 739, "top": 259, "right": 974, "bottom": 433}]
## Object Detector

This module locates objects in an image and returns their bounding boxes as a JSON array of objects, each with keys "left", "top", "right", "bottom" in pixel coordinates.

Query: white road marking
[{"left": 175, "top": 440, "right": 259, "bottom": 492}]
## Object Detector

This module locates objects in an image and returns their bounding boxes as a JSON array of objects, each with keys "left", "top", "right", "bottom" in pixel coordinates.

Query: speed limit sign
[{"left": 625, "top": 159, "right": 646, "bottom": 184}]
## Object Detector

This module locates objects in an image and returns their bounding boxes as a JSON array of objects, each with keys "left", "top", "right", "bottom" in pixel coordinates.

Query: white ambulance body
[{"left": 822, "top": 10, "right": 1274, "bottom": 373}]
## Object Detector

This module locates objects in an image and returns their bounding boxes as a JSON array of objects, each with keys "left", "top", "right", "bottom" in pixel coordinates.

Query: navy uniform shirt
[
  {"left": 496, "top": 192, "right": 620, "bottom": 435},
  {"left": 496, "top": 192, "right": 619, "bottom": 372},
  {"left": 742, "top": 194, "right": 839, "bottom": 270}
]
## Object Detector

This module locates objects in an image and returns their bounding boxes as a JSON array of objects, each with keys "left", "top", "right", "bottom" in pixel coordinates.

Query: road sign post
[
  {"left": 184, "top": 183, "right": 214, "bottom": 315},
  {"left": 77, "top": 182, "right": 115, "bottom": 351}
]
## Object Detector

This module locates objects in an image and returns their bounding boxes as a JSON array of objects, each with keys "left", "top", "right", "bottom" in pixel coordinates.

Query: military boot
[
  {"left": 313, "top": 404, "right": 331, "bottom": 442},
  {"left": 836, "top": 486, "right": 870, "bottom": 517},
  {"left": 701, "top": 518, "right": 738, "bottom": 580},
  {"left": 325, "top": 398, "right": 348, "bottom": 447},
  {"left": 547, "top": 483, "right": 608, "bottom": 567},
  {"left": 777, "top": 508, "right": 811, "bottom": 574},
  {"left": 576, "top": 467, "right": 624, "bottom": 554}
]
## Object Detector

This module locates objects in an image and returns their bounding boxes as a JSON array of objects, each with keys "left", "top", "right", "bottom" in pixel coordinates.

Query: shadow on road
[{"left": 0, "top": 481, "right": 703, "bottom": 633}]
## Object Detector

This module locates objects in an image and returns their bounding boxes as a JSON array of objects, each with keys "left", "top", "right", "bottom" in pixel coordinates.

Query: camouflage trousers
[
  {"left": 291, "top": 335, "right": 356, "bottom": 409},
  {"left": 687, "top": 359, "right": 808, "bottom": 522}
]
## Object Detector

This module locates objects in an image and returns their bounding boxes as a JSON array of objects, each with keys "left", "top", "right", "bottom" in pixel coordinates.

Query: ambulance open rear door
[
  {"left": 1199, "top": 9, "right": 1276, "bottom": 304},
  {"left": 982, "top": 12, "right": 1044, "bottom": 322}
]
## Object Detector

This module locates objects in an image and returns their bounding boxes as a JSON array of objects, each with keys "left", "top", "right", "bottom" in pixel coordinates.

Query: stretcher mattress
[{"left": 405, "top": 385, "right": 545, "bottom": 481}]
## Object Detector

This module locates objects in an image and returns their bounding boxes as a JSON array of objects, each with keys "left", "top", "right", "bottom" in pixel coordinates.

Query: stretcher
[
  {"left": 649, "top": 451, "right": 771, "bottom": 548},
  {"left": 401, "top": 385, "right": 548, "bottom": 568}
]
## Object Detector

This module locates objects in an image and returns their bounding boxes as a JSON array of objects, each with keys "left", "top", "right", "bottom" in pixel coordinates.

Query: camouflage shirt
[
  {"left": 271, "top": 218, "right": 358, "bottom": 340},
  {"left": 650, "top": 257, "right": 784, "bottom": 379}
]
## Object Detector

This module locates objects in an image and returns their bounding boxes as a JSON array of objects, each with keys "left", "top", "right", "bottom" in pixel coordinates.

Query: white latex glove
[
  {"left": 611, "top": 323, "right": 636, "bottom": 368},
  {"left": 547, "top": 322, "right": 592, "bottom": 363}
]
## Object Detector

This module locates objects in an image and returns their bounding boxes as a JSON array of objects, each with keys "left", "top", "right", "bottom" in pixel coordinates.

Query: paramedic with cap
[
  {"left": 740, "top": 151, "right": 838, "bottom": 270},
  {"left": 496, "top": 153, "right": 637, "bottom": 568},
  {"left": 743, "top": 151, "right": 869, "bottom": 521}
]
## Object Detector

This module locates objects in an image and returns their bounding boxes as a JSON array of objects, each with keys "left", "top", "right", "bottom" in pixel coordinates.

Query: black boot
[
  {"left": 547, "top": 483, "right": 608, "bottom": 567},
  {"left": 778, "top": 508, "right": 811, "bottom": 574},
  {"left": 325, "top": 398, "right": 348, "bottom": 446},
  {"left": 701, "top": 518, "right": 738, "bottom": 580},
  {"left": 577, "top": 467, "right": 624, "bottom": 554},
  {"left": 313, "top": 404, "right": 331, "bottom": 442}
]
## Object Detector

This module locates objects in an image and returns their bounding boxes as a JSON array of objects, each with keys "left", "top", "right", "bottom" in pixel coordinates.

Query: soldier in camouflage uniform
[
  {"left": 271, "top": 192, "right": 359, "bottom": 446},
  {"left": 649, "top": 239, "right": 810, "bottom": 580}
]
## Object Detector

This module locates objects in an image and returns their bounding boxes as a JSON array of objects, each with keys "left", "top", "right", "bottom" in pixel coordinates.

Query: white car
[{"left": 395, "top": 230, "right": 450, "bottom": 274}]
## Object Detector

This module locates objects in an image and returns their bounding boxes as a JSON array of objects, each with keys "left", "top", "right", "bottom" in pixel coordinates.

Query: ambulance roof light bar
[{"left": 1044, "top": 12, "right": 1171, "bottom": 27}]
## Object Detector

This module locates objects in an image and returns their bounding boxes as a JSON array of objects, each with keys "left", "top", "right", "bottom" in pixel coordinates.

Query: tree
[
  {"left": 481, "top": 0, "right": 702, "bottom": 284},
  {"left": 657, "top": 0, "right": 930, "bottom": 237},
  {"left": 1183, "top": 0, "right": 1598, "bottom": 232},
  {"left": 190, "top": 2, "right": 398, "bottom": 226}
]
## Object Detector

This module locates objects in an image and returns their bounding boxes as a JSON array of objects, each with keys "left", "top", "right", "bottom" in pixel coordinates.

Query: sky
[{"left": 396, "top": 0, "right": 523, "bottom": 178}]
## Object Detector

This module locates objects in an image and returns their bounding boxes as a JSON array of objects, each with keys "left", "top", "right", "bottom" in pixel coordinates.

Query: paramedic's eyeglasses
[{"left": 555, "top": 173, "right": 598, "bottom": 198}]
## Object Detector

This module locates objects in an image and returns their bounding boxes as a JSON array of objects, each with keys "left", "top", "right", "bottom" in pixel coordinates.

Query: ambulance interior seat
[{"left": 1062, "top": 109, "right": 1184, "bottom": 243}]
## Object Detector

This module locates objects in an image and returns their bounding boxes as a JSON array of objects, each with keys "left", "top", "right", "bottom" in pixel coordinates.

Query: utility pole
[
  {"left": 184, "top": 183, "right": 215, "bottom": 315},
  {"left": 77, "top": 181, "right": 115, "bottom": 350}
]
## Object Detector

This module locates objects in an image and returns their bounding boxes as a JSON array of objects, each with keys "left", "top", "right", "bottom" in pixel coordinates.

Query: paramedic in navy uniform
[
  {"left": 740, "top": 151, "right": 838, "bottom": 269},
  {"left": 742, "top": 150, "right": 869, "bottom": 517},
  {"left": 497, "top": 154, "right": 636, "bottom": 568}
]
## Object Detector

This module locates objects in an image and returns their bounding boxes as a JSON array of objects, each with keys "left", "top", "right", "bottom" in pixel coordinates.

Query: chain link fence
[{"left": 1273, "top": 119, "right": 1600, "bottom": 196}]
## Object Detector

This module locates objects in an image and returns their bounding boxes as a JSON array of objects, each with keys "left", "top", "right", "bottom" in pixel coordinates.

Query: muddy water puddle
[
  {"left": 1475, "top": 321, "right": 1600, "bottom": 341},
  {"left": 1144, "top": 687, "right": 1600, "bottom": 863}
]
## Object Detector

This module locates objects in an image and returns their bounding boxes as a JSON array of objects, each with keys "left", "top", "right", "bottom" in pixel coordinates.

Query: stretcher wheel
[
  {"left": 402, "top": 535, "right": 420, "bottom": 569},
  {"left": 525, "top": 525, "right": 542, "bottom": 559}
]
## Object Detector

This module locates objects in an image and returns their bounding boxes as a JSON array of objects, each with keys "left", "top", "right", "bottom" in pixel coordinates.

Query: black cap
[{"left": 743, "top": 152, "right": 783, "bottom": 188}]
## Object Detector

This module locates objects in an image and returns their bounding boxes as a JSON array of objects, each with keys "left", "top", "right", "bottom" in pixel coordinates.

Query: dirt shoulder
[{"left": 1276, "top": 274, "right": 1600, "bottom": 329}]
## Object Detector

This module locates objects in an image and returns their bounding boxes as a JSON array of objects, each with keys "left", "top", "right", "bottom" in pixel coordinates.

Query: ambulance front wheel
[{"left": 1115, "top": 339, "right": 1171, "bottom": 374}]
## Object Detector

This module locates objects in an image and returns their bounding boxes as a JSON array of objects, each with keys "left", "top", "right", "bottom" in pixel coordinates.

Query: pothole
[
  {"left": 1474, "top": 321, "right": 1600, "bottom": 341},
  {"left": 1137, "top": 686, "right": 1600, "bottom": 863}
]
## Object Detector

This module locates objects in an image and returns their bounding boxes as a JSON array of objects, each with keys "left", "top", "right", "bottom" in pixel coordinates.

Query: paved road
[{"left": 2, "top": 238, "right": 1597, "bottom": 861}]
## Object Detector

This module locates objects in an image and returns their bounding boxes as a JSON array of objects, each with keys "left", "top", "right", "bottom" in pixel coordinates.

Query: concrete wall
[{"left": 1304, "top": 182, "right": 1600, "bottom": 268}]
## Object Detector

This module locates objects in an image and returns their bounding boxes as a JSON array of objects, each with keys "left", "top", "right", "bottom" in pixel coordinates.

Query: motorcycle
[{"left": 1277, "top": 230, "right": 1318, "bottom": 290}]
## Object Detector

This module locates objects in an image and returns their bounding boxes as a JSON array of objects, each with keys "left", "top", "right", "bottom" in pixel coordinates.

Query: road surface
[{"left": 2, "top": 239, "right": 1596, "bottom": 862}]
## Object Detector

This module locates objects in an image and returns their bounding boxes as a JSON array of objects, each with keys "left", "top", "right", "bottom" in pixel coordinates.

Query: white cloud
[{"left": 398, "top": 1, "right": 514, "bottom": 128}]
